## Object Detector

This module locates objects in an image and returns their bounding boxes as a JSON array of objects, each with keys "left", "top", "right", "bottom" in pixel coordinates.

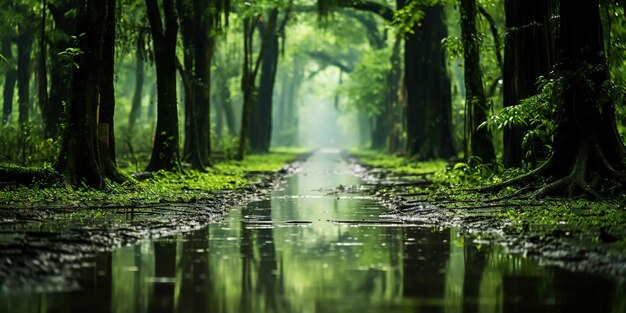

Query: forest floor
[
  {"left": 351, "top": 150, "right": 626, "bottom": 279},
  {"left": 0, "top": 149, "right": 307, "bottom": 291},
  {"left": 2, "top": 149, "right": 625, "bottom": 291}
]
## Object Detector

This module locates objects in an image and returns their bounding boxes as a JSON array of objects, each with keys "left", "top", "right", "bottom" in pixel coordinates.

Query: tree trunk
[
  {"left": 145, "top": 0, "right": 181, "bottom": 172},
  {"left": 47, "top": 1, "right": 74, "bottom": 138},
  {"left": 386, "top": 35, "right": 403, "bottom": 153},
  {"left": 532, "top": 0, "right": 625, "bottom": 197},
  {"left": 16, "top": 27, "right": 34, "bottom": 127},
  {"left": 249, "top": 10, "right": 279, "bottom": 153},
  {"left": 2, "top": 39, "right": 16, "bottom": 125},
  {"left": 459, "top": 0, "right": 496, "bottom": 163},
  {"left": 55, "top": 0, "right": 107, "bottom": 188},
  {"left": 98, "top": 0, "right": 126, "bottom": 182},
  {"left": 178, "top": 0, "right": 214, "bottom": 169},
  {"left": 192, "top": 0, "right": 213, "bottom": 166},
  {"left": 404, "top": 4, "right": 456, "bottom": 160},
  {"left": 217, "top": 73, "right": 236, "bottom": 137},
  {"left": 178, "top": 0, "right": 203, "bottom": 169},
  {"left": 37, "top": 0, "right": 48, "bottom": 119},
  {"left": 503, "top": 0, "right": 553, "bottom": 167},
  {"left": 237, "top": 17, "right": 256, "bottom": 160},
  {"left": 128, "top": 34, "right": 145, "bottom": 132},
  {"left": 284, "top": 58, "right": 303, "bottom": 146}
]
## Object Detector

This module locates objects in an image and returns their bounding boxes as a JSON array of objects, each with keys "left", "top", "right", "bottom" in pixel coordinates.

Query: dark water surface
[{"left": 2, "top": 150, "right": 625, "bottom": 313}]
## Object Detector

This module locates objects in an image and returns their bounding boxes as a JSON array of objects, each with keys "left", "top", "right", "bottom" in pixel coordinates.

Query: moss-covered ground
[
  {"left": 0, "top": 148, "right": 305, "bottom": 209},
  {"left": 352, "top": 150, "right": 626, "bottom": 253}
]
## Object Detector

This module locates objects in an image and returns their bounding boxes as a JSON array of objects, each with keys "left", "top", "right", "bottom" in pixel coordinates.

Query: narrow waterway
[{"left": 2, "top": 150, "right": 625, "bottom": 313}]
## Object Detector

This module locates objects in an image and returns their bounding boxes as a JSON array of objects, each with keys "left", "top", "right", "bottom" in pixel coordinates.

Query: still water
[{"left": 2, "top": 150, "right": 625, "bottom": 313}]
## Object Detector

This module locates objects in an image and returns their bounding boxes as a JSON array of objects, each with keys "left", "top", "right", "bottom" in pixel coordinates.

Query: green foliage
[
  {"left": 392, "top": 0, "right": 447, "bottom": 35},
  {"left": 482, "top": 77, "right": 555, "bottom": 162},
  {"left": 342, "top": 48, "right": 391, "bottom": 117},
  {"left": 0, "top": 124, "right": 60, "bottom": 167},
  {"left": 58, "top": 46, "right": 84, "bottom": 69},
  {"left": 391, "top": 1, "right": 425, "bottom": 35},
  {"left": 0, "top": 151, "right": 300, "bottom": 208},
  {"left": 441, "top": 35, "right": 463, "bottom": 60},
  {"left": 351, "top": 149, "right": 447, "bottom": 175}
]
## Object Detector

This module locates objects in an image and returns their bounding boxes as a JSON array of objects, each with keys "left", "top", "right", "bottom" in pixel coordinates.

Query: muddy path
[
  {"left": 0, "top": 159, "right": 303, "bottom": 292},
  {"left": 349, "top": 156, "right": 626, "bottom": 280},
  {"left": 1, "top": 149, "right": 624, "bottom": 313}
]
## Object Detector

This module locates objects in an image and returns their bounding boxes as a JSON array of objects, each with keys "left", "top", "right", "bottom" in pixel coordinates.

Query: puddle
[{"left": 1, "top": 150, "right": 625, "bottom": 312}]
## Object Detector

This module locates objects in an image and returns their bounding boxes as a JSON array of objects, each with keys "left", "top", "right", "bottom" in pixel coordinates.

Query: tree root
[{"left": 479, "top": 138, "right": 625, "bottom": 199}]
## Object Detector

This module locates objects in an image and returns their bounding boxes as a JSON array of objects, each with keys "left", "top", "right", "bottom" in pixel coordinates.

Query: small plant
[{"left": 481, "top": 76, "right": 555, "bottom": 164}]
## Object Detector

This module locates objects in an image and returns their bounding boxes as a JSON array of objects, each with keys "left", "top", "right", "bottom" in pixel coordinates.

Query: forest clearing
[{"left": 1, "top": 0, "right": 625, "bottom": 312}]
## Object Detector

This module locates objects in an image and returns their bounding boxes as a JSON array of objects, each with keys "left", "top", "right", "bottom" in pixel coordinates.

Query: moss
[
  {"left": 351, "top": 150, "right": 447, "bottom": 175},
  {"left": 352, "top": 149, "right": 626, "bottom": 252},
  {"left": 0, "top": 151, "right": 301, "bottom": 208}
]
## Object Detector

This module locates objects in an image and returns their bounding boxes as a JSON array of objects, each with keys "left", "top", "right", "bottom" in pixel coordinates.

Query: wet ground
[{"left": 1, "top": 149, "right": 625, "bottom": 312}]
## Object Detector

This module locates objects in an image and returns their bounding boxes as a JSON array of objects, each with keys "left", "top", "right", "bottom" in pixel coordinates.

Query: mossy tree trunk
[
  {"left": 55, "top": 0, "right": 108, "bottom": 188},
  {"left": 530, "top": 0, "right": 626, "bottom": 197},
  {"left": 503, "top": 0, "right": 554, "bottom": 167},
  {"left": 145, "top": 0, "right": 181, "bottom": 172},
  {"left": 459, "top": 0, "right": 496, "bottom": 163}
]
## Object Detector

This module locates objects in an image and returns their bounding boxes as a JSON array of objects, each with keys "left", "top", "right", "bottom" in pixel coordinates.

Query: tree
[
  {"left": 128, "top": 29, "right": 147, "bottom": 133},
  {"left": 502, "top": 0, "right": 553, "bottom": 167},
  {"left": 98, "top": 0, "right": 127, "bottom": 182},
  {"left": 47, "top": 0, "right": 75, "bottom": 138},
  {"left": 16, "top": 18, "right": 34, "bottom": 127},
  {"left": 403, "top": 2, "right": 456, "bottom": 159},
  {"left": 237, "top": 10, "right": 273, "bottom": 160},
  {"left": 145, "top": 0, "right": 181, "bottom": 172},
  {"left": 459, "top": 0, "right": 495, "bottom": 163},
  {"left": 492, "top": 0, "right": 626, "bottom": 198},
  {"left": 248, "top": 9, "right": 280, "bottom": 153},
  {"left": 249, "top": 5, "right": 292, "bottom": 153},
  {"left": 55, "top": 0, "right": 109, "bottom": 187}
]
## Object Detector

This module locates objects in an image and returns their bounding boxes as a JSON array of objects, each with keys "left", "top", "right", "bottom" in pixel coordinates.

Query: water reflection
[{"left": 1, "top": 151, "right": 625, "bottom": 313}]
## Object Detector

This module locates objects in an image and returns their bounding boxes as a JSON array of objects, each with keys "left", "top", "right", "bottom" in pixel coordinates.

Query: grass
[
  {"left": 352, "top": 149, "right": 626, "bottom": 248},
  {"left": 0, "top": 150, "right": 302, "bottom": 209}
]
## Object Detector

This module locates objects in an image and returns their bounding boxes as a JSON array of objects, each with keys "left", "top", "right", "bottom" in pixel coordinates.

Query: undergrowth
[
  {"left": 0, "top": 151, "right": 300, "bottom": 208},
  {"left": 353, "top": 149, "right": 626, "bottom": 248}
]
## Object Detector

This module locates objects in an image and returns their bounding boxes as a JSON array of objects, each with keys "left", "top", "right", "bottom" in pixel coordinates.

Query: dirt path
[
  {"left": 0, "top": 160, "right": 302, "bottom": 292},
  {"left": 349, "top": 157, "right": 626, "bottom": 280}
]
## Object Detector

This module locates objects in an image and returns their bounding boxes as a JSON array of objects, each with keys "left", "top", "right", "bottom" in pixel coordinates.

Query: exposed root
[{"left": 481, "top": 137, "right": 625, "bottom": 199}]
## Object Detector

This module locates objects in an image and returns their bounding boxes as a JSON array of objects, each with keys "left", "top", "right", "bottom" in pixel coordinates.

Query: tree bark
[
  {"left": 55, "top": 0, "right": 107, "bottom": 188},
  {"left": 403, "top": 3, "right": 456, "bottom": 159},
  {"left": 459, "top": 0, "right": 496, "bottom": 163},
  {"left": 192, "top": 0, "right": 213, "bottom": 166},
  {"left": 98, "top": 0, "right": 127, "bottom": 182},
  {"left": 16, "top": 26, "right": 34, "bottom": 127},
  {"left": 533, "top": 0, "right": 625, "bottom": 197},
  {"left": 37, "top": 0, "right": 48, "bottom": 119},
  {"left": 128, "top": 33, "right": 145, "bottom": 132},
  {"left": 47, "top": 1, "right": 74, "bottom": 138},
  {"left": 386, "top": 35, "right": 403, "bottom": 153},
  {"left": 2, "top": 39, "right": 16, "bottom": 125},
  {"left": 145, "top": 0, "right": 181, "bottom": 172},
  {"left": 249, "top": 9, "right": 279, "bottom": 153},
  {"left": 503, "top": 0, "right": 553, "bottom": 167}
]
